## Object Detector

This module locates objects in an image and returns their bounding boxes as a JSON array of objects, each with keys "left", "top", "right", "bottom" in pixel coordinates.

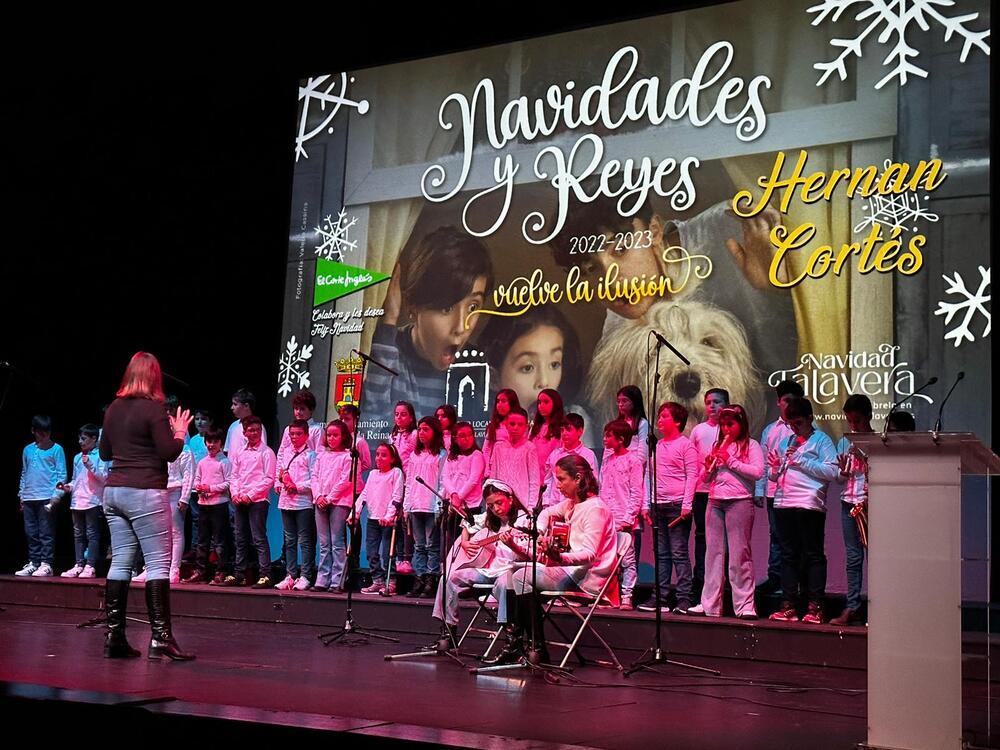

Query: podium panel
[{"left": 852, "top": 433, "right": 998, "bottom": 750}]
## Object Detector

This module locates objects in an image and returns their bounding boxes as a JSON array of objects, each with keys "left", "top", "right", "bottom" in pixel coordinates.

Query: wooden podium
[{"left": 851, "top": 432, "right": 999, "bottom": 750}]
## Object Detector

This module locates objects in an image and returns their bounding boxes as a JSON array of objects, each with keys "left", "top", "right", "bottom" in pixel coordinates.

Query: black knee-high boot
[
  {"left": 483, "top": 590, "right": 524, "bottom": 665},
  {"left": 104, "top": 579, "right": 139, "bottom": 658},
  {"left": 145, "top": 579, "right": 195, "bottom": 661}
]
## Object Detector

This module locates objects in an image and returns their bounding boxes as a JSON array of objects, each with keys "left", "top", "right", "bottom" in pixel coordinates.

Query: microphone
[
  {"left": 352, "top": 349, "right": 398, "bottom": 376},
  {"left": 651, "top": 330, "right": 691, "bottom": 366},
  {"left": 933, "top": 372, "right": 965, "bottom": 433},
  {"left": 882, "top": 376, "right": 937, "bottom": 440},
  {"left": 535, "top": 484, "right": 546, "bottom": 514}
]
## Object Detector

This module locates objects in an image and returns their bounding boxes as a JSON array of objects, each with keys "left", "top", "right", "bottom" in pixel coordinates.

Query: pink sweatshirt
[{"left": 651, "top": 435, "right": 699, "bottom": 513}]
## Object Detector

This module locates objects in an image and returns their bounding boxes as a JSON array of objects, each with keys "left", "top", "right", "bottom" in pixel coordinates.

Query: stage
[
  {"left": 1, "top": 575, "right": 868, "bottom": 748},
  {"left": 0, "top": 576, "right": 993, "bottom": 748}
]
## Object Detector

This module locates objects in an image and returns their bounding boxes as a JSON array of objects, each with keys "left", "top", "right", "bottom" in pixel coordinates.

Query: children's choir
[{"left": 16, "top": 380, "right": 889, "bottom": 630}]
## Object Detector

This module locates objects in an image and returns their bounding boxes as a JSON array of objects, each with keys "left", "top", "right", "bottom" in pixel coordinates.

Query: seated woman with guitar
[
  {"left": 486, "top": 454, "right": 617, "bottom": 665},
  {"left": 431, "top": 479, "right": 529, "bottom": 643}
]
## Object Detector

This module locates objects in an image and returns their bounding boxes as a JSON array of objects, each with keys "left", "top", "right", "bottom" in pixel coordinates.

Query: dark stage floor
[
  {"left": 0, "top": 602, "right": 868, "bottom": 749},
  {"left": 2, "top": 577, "right": 996, "bottom": 748}
]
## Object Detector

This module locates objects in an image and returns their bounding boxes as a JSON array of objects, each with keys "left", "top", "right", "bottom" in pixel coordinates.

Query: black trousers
[{"left": 773, "top": 507, "right": 826, "bottom": 605}]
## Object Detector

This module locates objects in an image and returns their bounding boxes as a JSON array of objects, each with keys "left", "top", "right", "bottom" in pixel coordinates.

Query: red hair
[{"left": 116, "top": 352, "right": 166, "bottom": 402}]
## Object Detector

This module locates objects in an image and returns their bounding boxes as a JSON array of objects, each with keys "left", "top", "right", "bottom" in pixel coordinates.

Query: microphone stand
[
  {"left": 471, "top": 487, "right": 556, "bottom": 677},
  {"left": 384, "top": 478, "right": 467, "bottom": 667},
  {"left": 76, "top": 589, "right": 148, "bottom": 628},
  {"left": 525, "top": 486, "right": 546, "bottom": 665},
  {"left": 626, "top": 332, "right": 719, "bottom": 678},
  {"left": 932, "top": 372, "right": 965, "bottom": 441},
  {"left": 882, "top": 376, "right": 938, "bottom": 442},
  {"left": 319, "top": 352, "right": 398, "bottom": 646}
]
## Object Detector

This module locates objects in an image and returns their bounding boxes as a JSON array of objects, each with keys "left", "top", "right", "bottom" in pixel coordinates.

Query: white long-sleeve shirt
[
  {"left": 771, "top": 429, "right": 840, "bottom": 512},
  {"left": 19, "top": 442, "right": 67, "bottom": 501},
  {"left": 599, "top": 451, "right": 644, "bottom": 529},
  {"left": 442, "top": 450, "right": 486, "bottom": 508},
  {"left": 359, "top": 467, "right": 404, "bottom": 523},
  {"left": 275, "top": 448, "right": 315, "bottom": 511},
  {"left": 537, "top": 497, "right": 618, "bottom": 601},
  {"left": 226, "top": 420, "right": 270, "bottom": 463},
  {"left": 628, "top": 418, "right": 650, "bottom": 469},
  {"left": 531, "top": 426, "right": 560, "bottom": 476},
  {"left": 345, "top": 438, "right": 369, "bottom": 495},
  {"left": 600, "top": 417, "right": 651, "bottom": 472},
  {"left": 276, "top": 420, "right": 322, "bottom": 467},
  {"left": 314, "top": 448, "right": 357, "bottom": 508},
  {"left": 834, "top": 435, "right": 868, "bottom": 506},
  {"left": 756, "top": 418, "right": 793, "bottom": 497},
  {"left": 68, "top": 448, "right": 108, "bottom": 510},
  {"left": 689, "top": 420, "right": 720, "bottom": 494},
  {"left": 166, "top": 446, "right": 195, "bottom": 498},
  {"left": 652, "top": 436, "right": 699, "bottom": 512},
  {"left": 486, "top": 438, "right": 540, "bottom": 511},
  {"left": 194, "top": 453, "right": 232, "bottom": 506},
  {"left": 482, "top": 423, "right": 509, "bottom": 468},
  {"left": 230, "top": 443, "right": 277, "bottom": 503},
  {"left": 392, "top": 430, "right": 417, "bottom": 473},
  {"left": 543, "top": 444, "right": 598, "bottom": 506},
  {"left": 458, "top": 510, "right": 530, "bottom": 577},
  {"left": 706, "top": 440, "right": 765, "bottom": 500},
  {"left": 404, "top": 449, "right": 446, "bottom": 513}
]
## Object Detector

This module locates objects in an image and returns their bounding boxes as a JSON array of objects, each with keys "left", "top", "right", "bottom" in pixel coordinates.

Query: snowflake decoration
[
  {"left": 314, "top": 209, "right": 358, "bottom": 262},
  {"left": 934, "top": 265, "right": 991, "bottom": 347},
  {"left": 808, "top": 0, "right": 991, "bottom": 90},
  {"left": 295, "top": 73, "right": 370, "bottom": 162},
  {"left": 277, "top": 336, "right": 314, "bottom": 397},
  {"left": 853, "top": 163, "right": 939, "bottom": 233}
]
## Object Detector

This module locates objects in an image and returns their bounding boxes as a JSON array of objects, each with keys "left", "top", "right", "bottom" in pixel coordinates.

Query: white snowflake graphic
[
  {"left": 277, "top": 336, "right": 314, "bottom": 397},
  {"left": 808, "top": 0, "right": 991, "bottom": 90},
  {"left": 934, "top": 265, "right": 991, "bottom": 347},
  {"left": 853, "top": 163, "right": 940, "bottom": 233},
  {"left": 314, "top": 209, "right": 358, "bottom": 262},
  {"left": 295, "top": 73, "right": 370, "bottom": 162}
]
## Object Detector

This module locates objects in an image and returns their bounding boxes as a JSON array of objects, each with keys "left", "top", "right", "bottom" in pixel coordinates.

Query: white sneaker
[
  {"left": 293, "top": 576, "right": 311, "bottom": 591},
  {"left": 15, "top": 562, "right": 38, "bottom": 576},
  {"left": 61, "top": 564, "right": 84, "bottom": 578},
  {"left": 686, "top": 603, "right": 721, "bottom": 617},
  {"left": 274, "top": 574, "right": 295, "bottom": 590},
  {"left": 32, "top": 563, "right": 54, "bottom": 577},
  {"left": 79, "top": 565, "right": 96, "bottom": 579},
  {"left": 132, "top": 569, "right": 148, "bottom": 583}
]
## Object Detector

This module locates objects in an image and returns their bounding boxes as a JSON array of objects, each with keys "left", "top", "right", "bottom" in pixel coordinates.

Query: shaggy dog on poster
[{"left": 586, "top": 299, "right": 766, "bottom": 434}]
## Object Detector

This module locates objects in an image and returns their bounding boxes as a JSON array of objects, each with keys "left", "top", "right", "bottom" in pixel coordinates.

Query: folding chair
[
  {"left": 539, "top": 530, "right": 630, "bottom": 671},
  {"left": 456, "top": 583, "right": 505, "bottom": 660}
]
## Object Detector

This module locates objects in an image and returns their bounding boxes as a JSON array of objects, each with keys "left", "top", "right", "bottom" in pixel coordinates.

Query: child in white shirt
[{"left": 60, "top": 424, "right": 107, "bottom": 578}]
